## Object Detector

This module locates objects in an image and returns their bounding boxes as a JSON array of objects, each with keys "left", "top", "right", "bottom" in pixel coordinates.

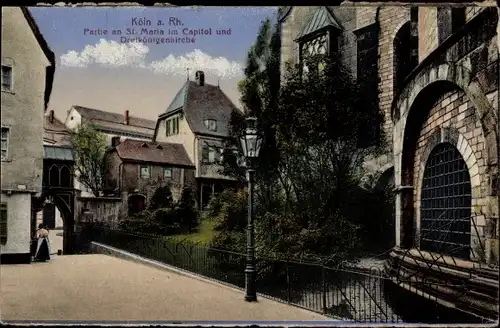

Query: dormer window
[
  {"left": 296, "top": 7, "right": 341, "bottom": 74},
  {"left": 156, "top": 145, "right": 163, "bottom": 150},
  {"left": 204, "top": 119, "right": 217, "bottom": 132},
  {"left": 141, "top": 143, "right": 149, "bottom": 148}
]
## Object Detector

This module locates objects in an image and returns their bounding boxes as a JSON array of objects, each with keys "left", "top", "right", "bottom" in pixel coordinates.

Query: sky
[{"left": 30, "top": 6, "right": 278, "bottom": 122}]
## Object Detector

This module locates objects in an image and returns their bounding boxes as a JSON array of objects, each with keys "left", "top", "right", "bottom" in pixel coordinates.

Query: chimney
[
  {"left": 195, "top": 71, "right": 205, "bottom": 86},
  {"left": 49, "top": 110, "right": 54, "bottom": 123},
  {"left": 124, "top": 110, "right": 129, "bottom": 125},
  {"left": 111, "top": 136, "right": 121, "bottom": 148}
]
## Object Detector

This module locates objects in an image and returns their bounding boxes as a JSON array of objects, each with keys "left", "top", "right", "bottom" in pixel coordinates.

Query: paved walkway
[{"left": 1, "top": 254, "right": 332, "bottom": 322}]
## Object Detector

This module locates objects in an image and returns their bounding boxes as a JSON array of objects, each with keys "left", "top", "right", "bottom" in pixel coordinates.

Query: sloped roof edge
[{"left": 20, "top": 7, "right": 56, "bottom": 110}]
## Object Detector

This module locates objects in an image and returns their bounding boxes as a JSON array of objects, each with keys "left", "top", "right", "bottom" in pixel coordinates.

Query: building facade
[
  {"left": 388, "top": 6, "right": 499, "bottom": 321},
  {"left": 279, "top": 4, "right": 498, "bottom": 321},
  {"left": 39, "top": 110, "right": 73, "bottom": 229},
  {"left": 105, "top": 138, "right": 195, "bottom": 217},
  {"left": 64, "top": 106, "right": 156, "bottom": 197},
  {"left": 1, "top": 7, "right": 55, "bottom": 264},
  {"left": 153, "top": 71, "right": 240, "bottom": 210}
]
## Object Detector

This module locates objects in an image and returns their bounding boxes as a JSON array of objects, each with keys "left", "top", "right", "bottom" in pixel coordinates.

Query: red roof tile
[{"left": 115, "top": 139, "right": 193, "bottom": 167}]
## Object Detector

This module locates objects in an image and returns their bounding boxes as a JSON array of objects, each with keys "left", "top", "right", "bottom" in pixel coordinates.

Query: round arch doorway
[
  {"left": 419, "top": 142, "right": 472, "bottom": 260},
  {"left": 32, "top": 192, "right": 75, "bottom": 256}
]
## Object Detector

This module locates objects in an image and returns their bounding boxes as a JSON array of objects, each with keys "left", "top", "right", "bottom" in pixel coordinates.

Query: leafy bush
[
  {"left": 204, "top": 189, "right": 249, "bottom": 252},
  {"left": 177, "top": 187, "right": 199, "bottom": 233},
  {"left": 149, "top": 185, "right": 173, "bottom": 210},
  {"left": 119, "top": 208, "right": 181, "bottom": 235}
]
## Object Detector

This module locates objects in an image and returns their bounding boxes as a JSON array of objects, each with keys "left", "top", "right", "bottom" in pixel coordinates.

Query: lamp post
[{"left": 240, "top": 116, "right": 263, "bottom": 302}]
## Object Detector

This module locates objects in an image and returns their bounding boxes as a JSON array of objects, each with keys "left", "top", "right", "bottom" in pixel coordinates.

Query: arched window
[
  {"left": 49, "top": 165, "right": 59, "bottom": 186},
  {"left": 60, "top": 165, "right": 71, "bottom": 187},
  {"left": 393, "top": 22, "right": 417, "bottom": 94},
  {"left": 420, "top": 143, "right": 472, "bottom": 260}
]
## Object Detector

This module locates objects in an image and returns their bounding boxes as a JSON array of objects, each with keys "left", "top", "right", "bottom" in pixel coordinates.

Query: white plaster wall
[
  {"left": 154, "top": 114, "right": 196, "bottom": 163},
  {"left": 1, "top": 7, "right": 49, "bottom": 193},
  {"left": 63, "top": 108, "right": 82, "bottom": 131},
  {"left": 0, "top": 192, "right": 32, "bottom": 255}
]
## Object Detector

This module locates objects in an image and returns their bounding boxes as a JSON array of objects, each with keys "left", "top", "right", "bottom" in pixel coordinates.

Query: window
[
  {"left": 166, "top": 116, "right": 179, "bottom": 136},
  {"left": 0, "top": 203, "right": 7, "bottom": 245},
  {"left": 1, "top": 65, "right": 12, "bottom": 92},
  {"left": 393, "top": 21, "right": 418, "bottom": 94},
  {"left": 164, "top": 167, "right": 172, "bottom": 178},
  {"left": 356, "top": 23, "right": 382, "bottom": 148},
  {"left": 451, "top": 8, "right": 466, "bottom": 34},
  {"left": 204, "top": 119, "right": 217, "bottom": 132},
  {"left": 1, "top": 127, "right": 9, "bottom": 160},
  {"left": 296, "top": 7, "right": 340, "bottom": 75},
  {"left": 202, "top": 145, "right": 219, "bottom": 164},
  {"left": 299, "top": 34, "right": 330, "bottom": 76},
  {"left": 420, "top": 143, "right": 472, "bottom": 260},
  {"left": 140, "top": 165, "right": 151, "bottom": 179},
  {"left": 437, "top": 7, "right": 465, "bottom": 43}
]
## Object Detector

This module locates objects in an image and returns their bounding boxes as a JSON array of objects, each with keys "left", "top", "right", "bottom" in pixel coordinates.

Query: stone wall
[
  {"left": 412, "top": 89, "right": 488, "bottom": 260},
  {"left": 76, "top": 196, "right": 123, "bottom": 228},
  {"left": 392, "top": 8, "right": 498, "bottom": 264}
]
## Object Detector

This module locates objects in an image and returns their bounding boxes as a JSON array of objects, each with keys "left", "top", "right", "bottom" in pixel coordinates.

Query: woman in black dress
[{"left": 34, "top": 224, "right": 51, "bottom": 262}]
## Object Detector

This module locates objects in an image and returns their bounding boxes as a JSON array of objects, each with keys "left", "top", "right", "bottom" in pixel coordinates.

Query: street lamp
[{"left": 240, "top": 116, "right": 263, "bottom": 302}]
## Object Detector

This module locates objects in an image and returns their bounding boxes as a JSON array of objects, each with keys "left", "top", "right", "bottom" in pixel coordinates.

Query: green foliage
[
  {"left": 69, "top": 124, "right": 107, "bottom": 196},
  {"left": 119, "top": 210, "right": 170, "bottom": 235},
  {"left": 120, "top": 186, "right": 199, "bottom": 236},
  {"left": 203, "top": 189, "right": 248, "bottom": 232},
  {"left": 149, "top": 185, "right": 173, "bottom": 210},
  {"left": 205, "top": 189, "right": 249, "bottom": 253},
  {"left": 177, "top": 187, "right": 199, "bottom": 233},
  {"left": 212, "top": 16, "right": 390, "bottom": 262}
]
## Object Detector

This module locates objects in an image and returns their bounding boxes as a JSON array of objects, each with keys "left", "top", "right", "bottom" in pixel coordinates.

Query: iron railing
[{"left": 86, "top": 227, "right": 401, "bottom": 323}]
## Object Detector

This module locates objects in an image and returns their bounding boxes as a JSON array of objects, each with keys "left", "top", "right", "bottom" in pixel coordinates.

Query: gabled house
[
  {"left": 63, "top": 105, "right": 156, "bottom": 197},
  {"left": 153, "top": 71, "right": 241, "bottom": 209},
  {"left": 1, "top": 7, "right": 56, "bottom": 264},
  {"left": 105, "top": 138, "right": 195, "bottom": 217}
]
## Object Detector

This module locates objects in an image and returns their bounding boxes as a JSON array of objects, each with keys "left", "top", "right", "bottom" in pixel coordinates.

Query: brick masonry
[
  {"left": 392, "top": 7, "right": 498, "bottom": 264},
  {"left": 412, "top": 89, "right": 489, "bottom": 259}
]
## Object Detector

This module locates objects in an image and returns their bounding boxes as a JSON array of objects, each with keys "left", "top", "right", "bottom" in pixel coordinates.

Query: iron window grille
[{"left": 420, "top": 142, "right": 472, "bottom": 260}]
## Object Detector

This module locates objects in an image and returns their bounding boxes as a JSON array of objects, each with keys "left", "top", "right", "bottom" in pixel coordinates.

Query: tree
[
  {"left": 69, "top": 124, "right": 107, "bottom": 197},
  {"left": 221, "top": 16, "right": 282, "bottom": 196},
  {"left": 149, "top": 185, "right": 173, "bottom": 210},
  {"left": 214, "top": 51, "right": 386, "bottom": 262},
  {"left": 177, "top": 187, "right": 199, "bottom": 233}
]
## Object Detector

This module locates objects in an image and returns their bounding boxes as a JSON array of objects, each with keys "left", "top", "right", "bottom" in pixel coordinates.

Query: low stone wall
[{"left": 75, "top": 196, "right": 124, "bottom": 228}]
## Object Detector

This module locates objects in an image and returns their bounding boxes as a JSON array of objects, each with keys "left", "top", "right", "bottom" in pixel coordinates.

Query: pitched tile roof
[
  {"left": 73, "top": 105, "right": 157, "bottom": 130},
  {"left": 297, "top": 6, "right": 341, "bottom": 41},
  {"left": 114, "top": 139, "right": 194, "bottom": 167},
  {"left": 163, "top": 81, "right": 239, "bottom": 137}
]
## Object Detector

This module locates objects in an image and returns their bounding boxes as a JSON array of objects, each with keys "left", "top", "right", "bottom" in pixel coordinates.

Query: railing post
[
  {"left": 322, "top": 264, "right": 327, "bottom": 314},
  {"left": 286, "top": 260, "right": 291, "bottom": 303}
]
